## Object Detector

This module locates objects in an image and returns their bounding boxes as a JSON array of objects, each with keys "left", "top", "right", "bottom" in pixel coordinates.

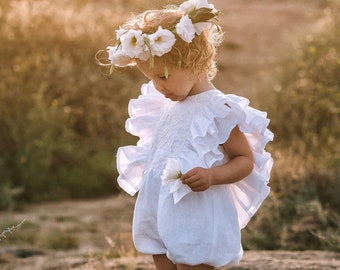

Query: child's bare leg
[
  {"left": 153, "top": 254, "right": 177, "bottom": 270},
  {"left": 177, "top": 264, "right": 214, "bottom": 270}
]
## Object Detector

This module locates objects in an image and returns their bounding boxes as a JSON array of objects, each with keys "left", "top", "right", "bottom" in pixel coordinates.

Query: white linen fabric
[{"left": 116, "top": 81, "right": 273, "bottom": 267}]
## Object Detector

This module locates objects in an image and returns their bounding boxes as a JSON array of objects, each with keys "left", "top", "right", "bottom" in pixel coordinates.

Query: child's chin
[
  {"left": 166, "top": 95, "right": 184, "bottom": 101},
  {"left": 165, "top": 94, "right": 175, "bottom": 100}
]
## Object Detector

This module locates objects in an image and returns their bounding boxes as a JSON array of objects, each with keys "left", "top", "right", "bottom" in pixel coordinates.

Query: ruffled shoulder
[
  {"left": 116, "top": 81, "right": 168, "bottom": 195},
  {"left": 126, "top": 81, "right": 167, "bottom": 146},
  {"left": 190, "top": 91, "right": 274, "bottom": 229}
]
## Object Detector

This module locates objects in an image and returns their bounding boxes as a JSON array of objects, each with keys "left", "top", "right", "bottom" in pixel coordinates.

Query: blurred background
[{"left": 0, "top": 0, "right": 339, "bottom": 263}]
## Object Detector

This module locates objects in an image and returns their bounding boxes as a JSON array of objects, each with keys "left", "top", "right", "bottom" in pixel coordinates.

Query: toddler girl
[{"left": 98, "top": 1, "right": 273, "bottom": 269}]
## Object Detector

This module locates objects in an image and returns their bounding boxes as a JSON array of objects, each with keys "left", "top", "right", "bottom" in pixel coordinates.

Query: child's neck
[{"left": 189, "top": 77, "right": 216, "bottom": 96}]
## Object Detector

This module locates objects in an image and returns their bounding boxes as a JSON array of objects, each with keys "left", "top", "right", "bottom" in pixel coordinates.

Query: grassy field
[{"left": 0, "top": 0, "right": 339, "bottom": 256}]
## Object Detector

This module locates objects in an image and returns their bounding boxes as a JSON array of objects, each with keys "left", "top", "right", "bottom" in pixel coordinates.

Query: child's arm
[{"left": 181, "top": 126, "right": 254, "bottom": 192}]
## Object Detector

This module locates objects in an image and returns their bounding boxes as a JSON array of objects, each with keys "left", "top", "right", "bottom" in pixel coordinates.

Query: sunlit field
[{"left": 0, "top": 0, "right": 339, "bottom": 260}]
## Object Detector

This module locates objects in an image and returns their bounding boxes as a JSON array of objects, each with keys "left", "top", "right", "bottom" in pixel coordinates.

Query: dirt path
[{"left": 1, "top": 196, "right": 339, "bottom": 270}]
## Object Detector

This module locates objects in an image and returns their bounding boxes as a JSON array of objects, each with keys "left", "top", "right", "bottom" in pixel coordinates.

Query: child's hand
[{"left": 180, "top": 167, "right": 214, "bottom": 192}]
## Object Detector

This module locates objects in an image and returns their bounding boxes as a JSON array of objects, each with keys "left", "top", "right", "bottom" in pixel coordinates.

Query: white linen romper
[{"left": 116, "top": 81, "right": 273, "bottom": 267}]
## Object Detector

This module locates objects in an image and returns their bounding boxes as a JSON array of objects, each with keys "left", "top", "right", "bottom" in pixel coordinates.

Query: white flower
[
  {"left": 107, "top": 45, "right": 131, "bottom": 67},
  {"left": 115, "top": 27, "right": 126, "bottom": 40},
  {"left": 175, "top": 15, "right": 196, "bottom": 43},
  {"left": 179, "top": 0, "right": 216, "bottom": 13},
  {"left": 193, "top": 22, "right": 210, "bottom": 35},
  {"left": 161, "top": 158, "right": 192, "bottom": 204},
  {"left": 119, "top": 29, "right": 145, "bottom": 58},
  {"left": 136, "top": 34, "right": 150, "bottom": 61},
  {"left": 148, "top": 26, "right": 176, "bottom": 56},
  {"left": 161, "top": 158, "right": 182, "bottom": 185}
]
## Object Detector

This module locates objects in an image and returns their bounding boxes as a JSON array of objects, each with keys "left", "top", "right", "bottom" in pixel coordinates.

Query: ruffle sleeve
[
  {"left": 190, "top": 92, "right": 274, "bottom": 229},
  {"left": 116, "top": 81, "right": 167, "bottom": 195}
]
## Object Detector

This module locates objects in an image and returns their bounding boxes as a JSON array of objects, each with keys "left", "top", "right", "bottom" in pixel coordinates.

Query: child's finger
[
  {"left": 181, "top": 174, "right": 199, "bottom": 185},
  {"left": 181, "top": 167, "right": 198, "bottom": 180}
]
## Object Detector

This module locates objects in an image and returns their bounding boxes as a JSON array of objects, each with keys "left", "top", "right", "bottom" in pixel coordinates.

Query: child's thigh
[{"left": 153, "top": 254, "right": 176, "bottom": 270}]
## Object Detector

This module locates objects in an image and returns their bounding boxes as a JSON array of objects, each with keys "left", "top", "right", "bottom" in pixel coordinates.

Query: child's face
[{"left": 137, "top": 60, "right": 199, "bottom": 102}]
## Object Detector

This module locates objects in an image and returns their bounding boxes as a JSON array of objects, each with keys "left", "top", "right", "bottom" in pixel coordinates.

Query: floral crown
[{"left": 101, "top": 0, "right": 220, "bottom": 70}]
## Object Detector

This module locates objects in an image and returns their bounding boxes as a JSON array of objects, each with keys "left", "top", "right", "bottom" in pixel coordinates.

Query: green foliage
[
  {"left": 0, "top": 0, "right": 143, "bottom": 208},
  {"left": 244, "top": 6, "right": 340, "bottom": 251}
]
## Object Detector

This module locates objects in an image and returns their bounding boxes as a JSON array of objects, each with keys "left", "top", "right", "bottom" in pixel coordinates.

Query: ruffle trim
[
  {"left": 225, "top": 94, "right": 273, "bottom": 229},
  {"left": 189, "top": 92, "right": 273, "bottom": 229},
  {"left": 125, "top": 81, "right": 167, "bottom": 146},
  {"left": 116, "top": 81, "right": 168, "bottom": 195}
]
